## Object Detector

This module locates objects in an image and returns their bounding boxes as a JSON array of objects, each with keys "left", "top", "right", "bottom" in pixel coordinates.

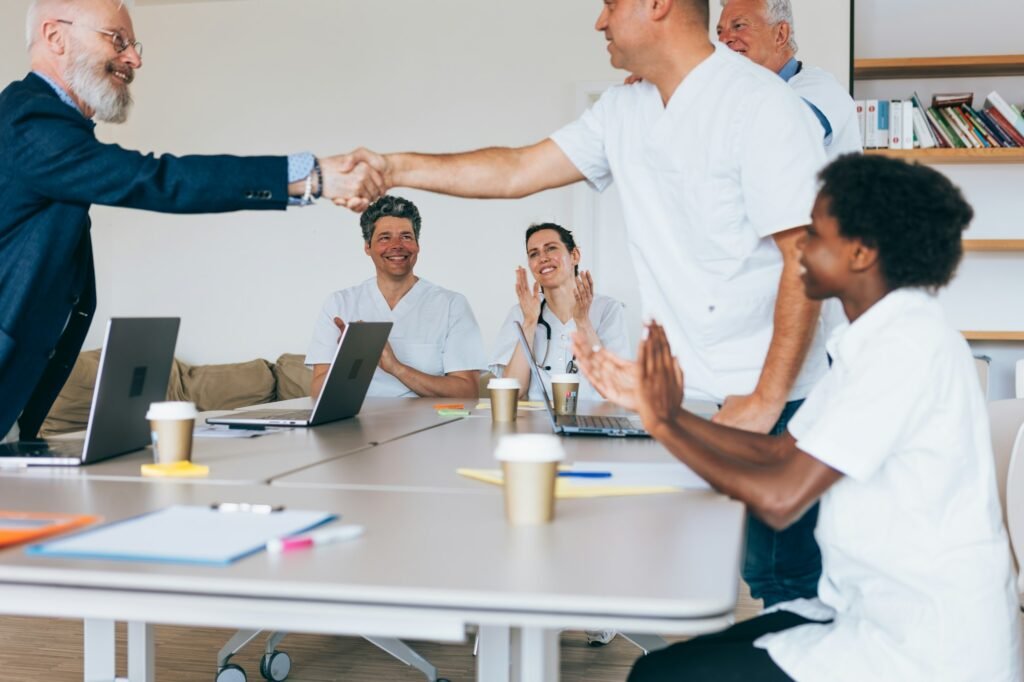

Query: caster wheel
[
  {"left": 215, "top": 662, "right": 246, "bottom": 682},
  {"left": 259, "top": 650, "right": 292, "bottom": 681}
]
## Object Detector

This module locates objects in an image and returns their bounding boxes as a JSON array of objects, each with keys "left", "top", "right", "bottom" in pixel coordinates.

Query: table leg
[
  {"left": 83, "top": 619, "right": 116, "bottom": 682},
  {"left": 518, "top": 627, "right": 559, "bottom": 682},
  {"left": 476, "top": 625, "right": 511, "bottom": 682},
  {"left": 127, "top": 622, "right": 154, "bottom": 682}
]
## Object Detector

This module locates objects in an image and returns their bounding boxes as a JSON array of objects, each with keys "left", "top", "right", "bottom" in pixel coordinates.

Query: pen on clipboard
[
  {"left": 266, "top": 524, "right": 365, "bottom": 553},
  {"left": 211, "top": 502, "right": 285, "bottom": 513},
  {"left": 557, "top": 471, "right": 612, "bottom": 478}
]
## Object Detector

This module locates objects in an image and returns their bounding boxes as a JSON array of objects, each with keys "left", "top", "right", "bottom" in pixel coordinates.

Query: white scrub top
[
  {"left": 490, "top": 293, "right": 630, "bottom": 403},
  {"left": 306, "top": 278, "right": 486, "bottom": 398},
  {"left": 757, "top": 289, "right": 1022, "bottom": 682},
  {"left": 551, "top": 43, "right": 828, "bottom": 403},
  {"left": 787, "top": 63, "right": 863, "bottom": 340},
  {"left": 788, "top": 65, "right": 863, "bottom": 162}
]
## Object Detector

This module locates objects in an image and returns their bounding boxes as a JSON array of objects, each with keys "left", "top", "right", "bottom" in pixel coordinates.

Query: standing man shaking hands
[
  {"left": 345, "top": 0, "right": 828, "bottom": 606},
  {"left": 0, "top": 0, "right": 385, "bottom": 443}
]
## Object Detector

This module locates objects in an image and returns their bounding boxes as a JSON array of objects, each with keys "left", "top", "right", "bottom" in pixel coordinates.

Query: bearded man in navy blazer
[{"left": 0, "top": 0, "right": 386, "bottom": 442}]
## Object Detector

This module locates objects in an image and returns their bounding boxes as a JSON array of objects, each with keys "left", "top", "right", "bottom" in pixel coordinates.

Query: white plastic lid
[
  {"left": 146, "top": 401, "right": 198, "bottom": 420},
  {"left": 494, "top": 434, "right": 565, "bottom": 463},
  {"left": 550, "top": 373, "right": 580, "bottom": 384},
  {"left": 488, "top": 377, "right": 521, "bottom": 390}
]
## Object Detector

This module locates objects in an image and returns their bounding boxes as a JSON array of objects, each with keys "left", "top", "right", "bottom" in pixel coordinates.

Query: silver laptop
[
  {"left": 206, "top": 321, "right": 392, "bottom": 427},
  {"left": 0, "top": 317, "right": 180, "bottom": 466},
  {"left": 514, "top": 321, "right": 649, "bottom": 438}
]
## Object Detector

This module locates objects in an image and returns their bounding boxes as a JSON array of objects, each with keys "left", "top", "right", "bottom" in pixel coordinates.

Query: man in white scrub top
[
  {"left": 718, "top": 0, "right": 862, "bottom": 163},
  {"left": 603, "top": 155, "right": 1021, "bottom": 682},
  {"left": 347, "top": 0, "right": 828, "bottom": 605},
  {"left": 306, "top": 196, "right": 485, "bottom": 399}
]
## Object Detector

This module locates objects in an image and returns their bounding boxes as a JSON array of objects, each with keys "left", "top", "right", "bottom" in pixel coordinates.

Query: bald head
[{"left": 26, "top": 0, "right": 132, "bottom": 51}]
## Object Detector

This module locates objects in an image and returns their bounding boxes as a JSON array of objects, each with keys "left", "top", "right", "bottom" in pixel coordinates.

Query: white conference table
[
  {"left": 0, "top": 397, "right": 462, "bottom": 485},
  {"left": 271, "top": 400, "right": 681, "bottom": 494},
  {"left": 0, "top": 398, "right": 743, "bottom": 682}
]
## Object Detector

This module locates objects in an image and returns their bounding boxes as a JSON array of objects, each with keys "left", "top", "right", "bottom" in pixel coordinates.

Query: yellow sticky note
[{"left": 141, "top": 461, "right": 210, "bottom": 478}]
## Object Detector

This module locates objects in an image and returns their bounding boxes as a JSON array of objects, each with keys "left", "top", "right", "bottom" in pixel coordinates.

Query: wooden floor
[{"left": 0, "top": 585, "right": 761, "bottom": 681}]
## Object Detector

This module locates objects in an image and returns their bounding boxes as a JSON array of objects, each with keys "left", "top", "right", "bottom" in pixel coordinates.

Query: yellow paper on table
[
  {"left": 474, "top": 400, "right": 547, "bottom": 412},
  {"left": 456, "top": 463, "right": 702, "bottom": 499},
  {"left": 141, "top": 461, "right": 210, "bottom": 478}
]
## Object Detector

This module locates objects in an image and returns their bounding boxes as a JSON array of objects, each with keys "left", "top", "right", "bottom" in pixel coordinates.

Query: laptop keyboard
[
  {"left": 575, "top": 415, "right": 638, "bottom": 431},
  {"left": 225, "top": 409, "right": 311, "bottom": 421},
  {"left": 0, "top": 440, "right": 85, "bottom": 457}
]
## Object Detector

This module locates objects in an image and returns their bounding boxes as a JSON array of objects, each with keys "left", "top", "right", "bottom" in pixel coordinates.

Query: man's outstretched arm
[{"left": 348, "top": 140, "right": 585, "bottom": 200}]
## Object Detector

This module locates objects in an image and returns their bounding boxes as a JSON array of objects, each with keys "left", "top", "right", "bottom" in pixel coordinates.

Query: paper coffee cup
[
  {"left": 146, "top": 401, "right": 197, "bottom": 464},
  {"left": 488, "top": 377, "right": 521, "bottom": 423},
  {"left": 550, "top": 373, "right": 580, "bottom": 416},
  {"left": 495, "top": 434, "right": 565, "bottom": 525}
]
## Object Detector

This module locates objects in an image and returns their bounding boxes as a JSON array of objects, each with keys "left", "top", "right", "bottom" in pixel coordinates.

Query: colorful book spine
[
  {"left": 901, "top": 100, "right": 914, "bottom": 149},
  {"left": 986, "top": 106, "right": 1024, "bottom": 146},
  {"left": 856, "top": 100, "right": 866, "bottom": 147},
  {"left": 985, "top": 91, "right": 1024, "bottom": 137}
]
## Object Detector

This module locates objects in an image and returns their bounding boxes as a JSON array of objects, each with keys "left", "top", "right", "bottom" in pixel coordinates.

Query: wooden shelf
[
  {"left": 864, "top": 148, "right": 1024, "bottom": 164},
  {"left": 962, "top": 331, "right": 1024, "bottom": 342},
  {"left": 855, "top": 55, "right": 1024, "bottom": 80},
  {"left": 963, "top": 240, "right": 1024, "bottom": 252}
]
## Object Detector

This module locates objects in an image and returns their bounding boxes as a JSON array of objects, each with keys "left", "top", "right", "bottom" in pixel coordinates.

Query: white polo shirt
[
  {"left": 305, "top": 278, "right": 486, "bottom": 398},
  {"left": 490, "top": 293, "right": 630, "bottom": 403},
  {"left": 757, "top": 289, "right": 1022, "bottom": 681},
  {"left": 551, "top": 44, "right": 828, "bottom": 403}
]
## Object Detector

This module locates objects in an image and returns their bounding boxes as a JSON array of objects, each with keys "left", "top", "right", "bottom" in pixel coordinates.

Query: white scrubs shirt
[
  {"left": 757, "top": 289, "right": 1022, "bottom": 681},
  {"left": 306, "top": 278, "right": 486, "bottom": 398},
  {"left": 551, "top": 43, "right": 828, "bottom": 403},
  {"left": 788, "top": 65, "right": 863, "bottom": 162},
  {"left": 490, "top": 293, "right": 630, "bottom": 403},
  {"left": 786, "top": 62, "right": 863, "bottom": 337}
]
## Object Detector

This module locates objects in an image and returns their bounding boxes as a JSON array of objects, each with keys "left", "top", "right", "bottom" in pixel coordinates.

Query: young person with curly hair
[{"left": 579, "top": 154, "right": 1022, "bottom": 681}]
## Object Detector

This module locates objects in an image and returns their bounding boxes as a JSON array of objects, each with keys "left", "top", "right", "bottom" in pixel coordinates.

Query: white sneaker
[{"left": 585, "top": 629, "right": 617, "bottom": 646}]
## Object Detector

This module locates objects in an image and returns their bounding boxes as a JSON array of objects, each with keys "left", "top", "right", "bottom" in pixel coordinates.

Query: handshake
[{"left": 316, "top": 148, "right": 391, "bottom": 213}]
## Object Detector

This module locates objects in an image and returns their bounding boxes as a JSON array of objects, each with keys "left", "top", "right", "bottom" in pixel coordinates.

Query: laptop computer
[
  {"left": 513, "top": 321, "right": 650, "bottom": 437},
  {"left": 0, "top": 317, "right": 181, "bottom": 466},
  {"left": 206, "top": 321, "right": 392, "bottom": 427}
]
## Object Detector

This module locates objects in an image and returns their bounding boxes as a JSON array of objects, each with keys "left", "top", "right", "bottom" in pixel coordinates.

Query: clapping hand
[
  {"left": 572, "top": 334, "right": 640, "bottom": 409},
  {"left": 634, "top": 321, "right": 684, "bottom": 431},
  {"left": 572, "top": 270, "right": 594, "bottom": 326},
  {"left": 516, "top": 266, "right": 541, "bottom": 321}
]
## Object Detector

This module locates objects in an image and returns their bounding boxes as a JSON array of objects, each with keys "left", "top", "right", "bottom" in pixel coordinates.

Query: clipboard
[
  {"left": 0, "top": 511, "right": 100, "bottom": 549},
  {"left": 27, "top": 505, "right": 336, "bottom": 566}
]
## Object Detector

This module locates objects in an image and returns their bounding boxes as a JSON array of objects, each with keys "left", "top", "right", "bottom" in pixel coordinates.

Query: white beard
[{"left": 66, "top": 48, "right": 133, "bottom": 123}]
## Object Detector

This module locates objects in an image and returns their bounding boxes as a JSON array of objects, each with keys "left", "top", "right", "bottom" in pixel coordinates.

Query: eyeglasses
[{"left": 57, "top": 19, "right": 142, "bottom": 56}]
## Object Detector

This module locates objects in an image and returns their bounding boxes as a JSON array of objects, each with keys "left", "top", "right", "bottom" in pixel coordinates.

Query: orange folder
[{"left": 0, "top": 511, "right": 99, "bottom": 549}]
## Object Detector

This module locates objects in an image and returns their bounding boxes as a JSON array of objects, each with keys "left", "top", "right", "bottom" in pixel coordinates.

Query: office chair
[{"left": 215, "top": 631, "right": 449, "bottom": 682}]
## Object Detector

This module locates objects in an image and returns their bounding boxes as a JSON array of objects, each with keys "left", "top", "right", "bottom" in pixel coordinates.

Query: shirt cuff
[{"left": 287, "top": 152, "right": 316, "bottom": 206}]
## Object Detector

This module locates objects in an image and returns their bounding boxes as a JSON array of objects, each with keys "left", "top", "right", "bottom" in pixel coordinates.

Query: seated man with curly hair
[
  {"left": 578, "top": 154, "right": 1022, "bottom": 681},
  {"left": 306, "top": 195, "right": 485, "bottom": 399}
]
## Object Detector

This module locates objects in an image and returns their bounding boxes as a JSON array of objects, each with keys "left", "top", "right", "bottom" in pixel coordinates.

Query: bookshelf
[
  {"left": 854, "top": 55, "right": 1024, "bottom": 80},
  {"left": 864, "top": 147, "right": 1024, "bottom": 164},
  {"left": 856, "top": 47, "right": 1024, "bottom": 356}
]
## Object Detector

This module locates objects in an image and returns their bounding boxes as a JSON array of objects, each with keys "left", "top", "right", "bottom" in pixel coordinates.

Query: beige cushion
[
  {"left": 180, "top": 358, "right": 276, "bottom": 411},
  {"left": 40, "top": 349, "right": 102, "bottom": 437},
  {"left": 273, "top": 353, "right": 312, "bottom": 400}
]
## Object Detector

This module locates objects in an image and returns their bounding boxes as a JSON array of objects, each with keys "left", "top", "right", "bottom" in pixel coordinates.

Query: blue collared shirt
[
  {"left": 32, "top": 70, "right": 314, "bottom": 204},
  {"left": 777, "top": 58, "right": 832, "bottom": 142}
]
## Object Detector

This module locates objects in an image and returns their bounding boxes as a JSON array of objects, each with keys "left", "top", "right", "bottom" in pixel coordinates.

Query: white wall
[
  {"left": 854, "top": 0, "right": 1024, "bottom": 399},
  {"left": 2, "top": 0, "right": 852, "bottom": 369}
]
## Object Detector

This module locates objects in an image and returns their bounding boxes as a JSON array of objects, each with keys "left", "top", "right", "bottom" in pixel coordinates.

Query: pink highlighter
[{"left": 266, "top": 524, "right": 365, "bottom": 554}]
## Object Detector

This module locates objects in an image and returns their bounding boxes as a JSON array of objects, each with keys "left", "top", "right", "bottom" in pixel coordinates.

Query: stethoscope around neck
[{"left": 533, "top": 299, "right": 579, "bottom": 374}]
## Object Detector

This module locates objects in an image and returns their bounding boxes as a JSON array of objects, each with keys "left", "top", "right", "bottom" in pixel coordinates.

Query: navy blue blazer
[{"left": 0, "top": 73, "right": 290, "bottom": 438}]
